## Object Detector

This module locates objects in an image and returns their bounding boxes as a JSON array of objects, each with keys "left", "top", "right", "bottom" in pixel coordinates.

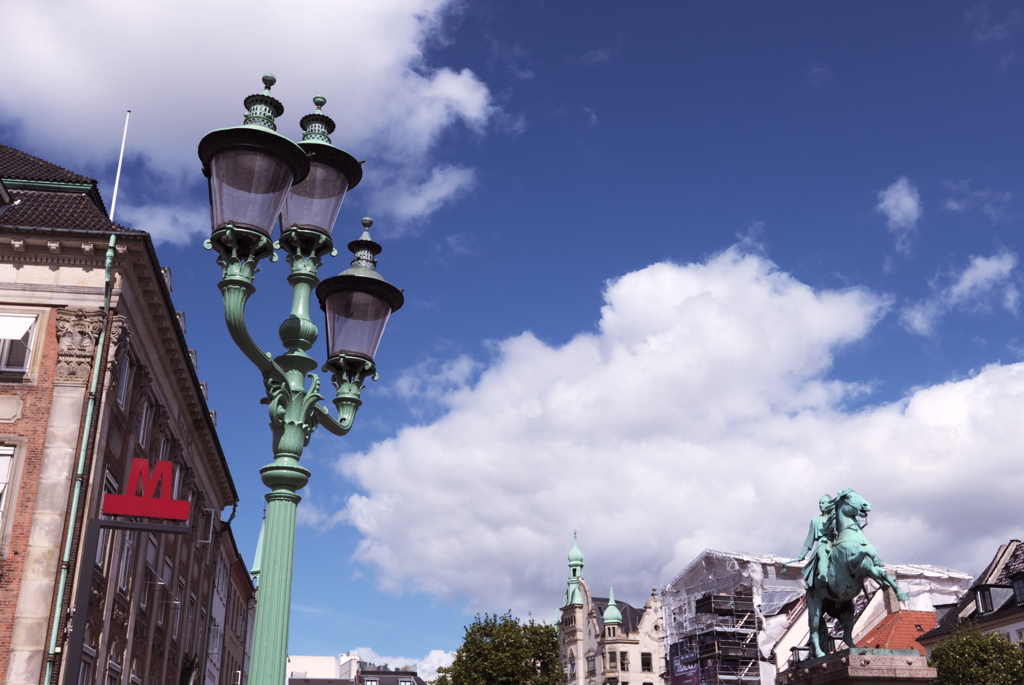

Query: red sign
[{"left": 102, "top": 458, "right": 191, "bottom": 521}]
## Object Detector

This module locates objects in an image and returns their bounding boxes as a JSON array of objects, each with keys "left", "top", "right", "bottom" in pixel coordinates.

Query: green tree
[
  {"left": 433, "top": 612, "right": 563, "bottom": 685},
  {"left": 930, "top": 623, "right": 1024, "bottom": 685}
]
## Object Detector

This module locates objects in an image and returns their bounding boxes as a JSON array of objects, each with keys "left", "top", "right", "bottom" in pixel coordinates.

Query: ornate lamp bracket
[
  {"left": 206, "top": 225, "right": 282, "bottom": 375},
  {"left": 315, "top": 353, "right": 378, "bottom": 435}
]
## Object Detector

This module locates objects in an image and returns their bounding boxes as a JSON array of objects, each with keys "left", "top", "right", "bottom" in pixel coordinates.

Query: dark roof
[
  {"left": 0, "top": 189, "right": 135, "bottom": 232},
  {"left": 0, "top": 143, "right": 95, "bottom": 184},
  {"left": 286, "top": 680, "right": 353, "bottom": 685},
  {"left": 358, "top": 671, "right": 427, "bottom": 685},
  {"left": 918, "top": 540, "right": 1024, "bottom": 643},
  {"left": 592, "top": 596, "right": 647, "bottom": 634},
  {"left": 994, "top": 542, "right": 1024, "bottom": 585}
]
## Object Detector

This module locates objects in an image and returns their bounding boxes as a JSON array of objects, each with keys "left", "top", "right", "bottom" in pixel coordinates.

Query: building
[
  {"left": 559, "top": 535, "right": 668, "bottom": 685},
  {"left": 206, "top": 524, "right": 255, "bottom": 685},
  {"left": 917, "top": 539, "right": 1024, "bottom": 653},
  {"left": 0, "top": 142, "right": 243, "bottom": 684},
  {"left": 285, "top": 654, "right": 428, "bottom": 685},
  {"left": 661, "top": 549, "right": 970, "bottom": 685}
]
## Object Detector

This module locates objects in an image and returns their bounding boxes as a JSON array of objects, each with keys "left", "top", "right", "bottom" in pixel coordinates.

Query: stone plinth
[{"left": 776, "top": 649, "right": 936, "bottom": 685}]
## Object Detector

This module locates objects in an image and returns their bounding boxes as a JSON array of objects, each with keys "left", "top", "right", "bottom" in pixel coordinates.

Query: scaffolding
[{"left": 670, "top": 594, "right": 762, "bottom": 685}]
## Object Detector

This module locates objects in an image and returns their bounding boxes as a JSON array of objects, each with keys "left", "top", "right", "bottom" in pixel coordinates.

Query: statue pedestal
[{"left": 776, "top": 649, "right": 936, "bottom": 685}]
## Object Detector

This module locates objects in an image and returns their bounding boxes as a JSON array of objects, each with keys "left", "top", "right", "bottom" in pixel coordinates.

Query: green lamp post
[{"left": 198, "top": 74, "right": 403, "bottom": 685}]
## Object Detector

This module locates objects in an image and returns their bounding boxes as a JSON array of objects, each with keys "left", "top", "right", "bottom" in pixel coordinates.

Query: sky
[{"left": 4, "top": 0, "right": 1024, "bottom": 677}]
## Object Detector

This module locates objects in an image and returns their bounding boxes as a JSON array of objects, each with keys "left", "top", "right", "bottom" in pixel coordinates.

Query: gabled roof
[
  {"left": 0, "top": 143, "right": 95, "bottom": 184},
  {"left": 918, "top": 540, "right": 1024, "bottom": 643},
  {"left": 857, "top": 610, "right": 936, "bottom": 655}
]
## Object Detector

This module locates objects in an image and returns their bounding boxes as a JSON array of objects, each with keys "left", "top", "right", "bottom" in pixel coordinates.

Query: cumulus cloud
[
  {"left": 876, "top": 177, "right": 923, "bottom": 255},
  {"left": 351, "top": 646, "right": 454, "bottom": 681},
  {"left": 901, "top": 251, "right": 1019, "bottom": 335},
  {"left": 312, "top": 244, "right": 1024, "bottom": 619},
  {"left": 0, "top": 0, "right": 497, "bottom": 241}
]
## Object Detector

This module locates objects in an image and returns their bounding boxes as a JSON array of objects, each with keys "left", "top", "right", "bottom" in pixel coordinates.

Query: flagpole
[{"left": 109, "top": 109, "right": 131, "bottom": 221}]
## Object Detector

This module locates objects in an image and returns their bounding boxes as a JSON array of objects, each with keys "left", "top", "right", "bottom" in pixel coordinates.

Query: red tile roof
[{"left": 857, "top": 611, "right": 937, "bottom": 655}]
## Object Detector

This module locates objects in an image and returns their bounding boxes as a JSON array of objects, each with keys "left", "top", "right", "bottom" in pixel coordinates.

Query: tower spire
[
  {"left": 603, "top": 585, "right": 622, "bottom": 625},
  {"left": 564, "top": 531, "right": 584, "bottom": 607}
]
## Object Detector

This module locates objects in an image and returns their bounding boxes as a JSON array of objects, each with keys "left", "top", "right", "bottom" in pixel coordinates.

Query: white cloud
[
  {"left": 115, "top": 203, "right": 210, "bottom": 247},
  {"left": 942, "top": 180, "right": 1013, "bottom": 221},
  {"left": 350, "top": 646, "right": 454, "bottom": 681},
  {"left": 379, "top": 165, "right": 477, "bottom": 225},
  {"left": 0, "top": 0, "right": 497, "bottom": 239},
  {"left": 901, "top": 251, "right": 1019, "bottom": 335},
  {"left": 314, "top": 245, "right": 1024, "bottom": 619},
  {"left": 572, "top": 48, "right": 614, "bottom": 65},
  {"left": 876, "top": 176, "right": 923, "bottom": 254},
  {"left": 966, "top": 1, "right": 1024, "bottom": 43}
]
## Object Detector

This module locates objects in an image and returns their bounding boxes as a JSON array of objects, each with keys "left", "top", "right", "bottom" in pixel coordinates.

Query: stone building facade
[
  {"left": 559, "top": 535, "right": 667, "bottom": 685},
  {"left": 0, "top": 143, "right": 240, "bottom": 684}
]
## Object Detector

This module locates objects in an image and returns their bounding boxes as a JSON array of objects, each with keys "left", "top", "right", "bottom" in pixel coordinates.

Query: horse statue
[{"left": 796, "top": 489, "right": 909, "bottom": 658}]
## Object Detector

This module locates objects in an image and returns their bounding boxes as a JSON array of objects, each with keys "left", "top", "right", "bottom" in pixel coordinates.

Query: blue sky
[{"left": 5, "top": 0, "right": 1024, "bottom": 675}]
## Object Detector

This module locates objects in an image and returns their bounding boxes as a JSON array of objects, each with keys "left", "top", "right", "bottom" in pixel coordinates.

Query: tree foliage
[
  {"left": 930, "top": 623, "right": 1024, "bottom": 685},
  {"left": 432, "top": 612, "right": 563, "bottom": 685}
]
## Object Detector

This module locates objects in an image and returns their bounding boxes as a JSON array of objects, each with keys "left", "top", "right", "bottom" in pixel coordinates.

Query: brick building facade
[{"left": 0, "top": 143, "right": 246, "bottom": 685}]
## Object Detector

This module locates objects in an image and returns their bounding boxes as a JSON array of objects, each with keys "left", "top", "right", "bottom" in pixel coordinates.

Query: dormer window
[
  {"left": 978, "top": 587, "right": 994, "bottom": 613},
  {"left": 1013, "top": 576, "right": 1024, "bottom": 606}
]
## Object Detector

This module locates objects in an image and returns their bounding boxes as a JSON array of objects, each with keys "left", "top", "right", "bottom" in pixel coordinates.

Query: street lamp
[{"left": 198, "top": 74, "right": 403, "bottom": 685}]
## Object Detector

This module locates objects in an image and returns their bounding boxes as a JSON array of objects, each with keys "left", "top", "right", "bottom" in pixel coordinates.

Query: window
[
  {"left": 609, "top": 650, "right": 617, "bottom": 667},
  {"left": 620, "top": 652, "right": 628, "bottom": 671},
  {"left": 1013, "top": 577, "right": 1024, "bottom": 606},
  {"left": 568, "top": 652, "right": 576, "bottom": 677},
  {"left": 365, "top": 680, "right": 378, "bottom": 685},
  {"left": 0, "top": 445, "right": 14, "bottom": 531},
  {"left": 137, "top": 400, "right": 151, "bottom": 447},
  {"left": 118, "top": 530, "right": 136, "bottom": 592},
  {"left": 116, "top": 355, "right": 134, "bottom": 408},
  {"left": 172, "top": 578, "right": 185, "bottom": 638},
  {"left": 158, "top": 557, "right": 172, "bottom": 626},
  {"left": 641, "top": 653, "right": 652, "bottom": 672},
  {"left": 96, "top": 471, "right": 118, "bottom": 569},
  {"left": 978, "top": 587, "right": 994, "bottom": 613},
  {"left": 586, "top": 656, "right": 596, "bottom": 676},
  {"left": 0, "top": 313, "right": 36, "bottom": 377},
  {"left": 1016, "top": 628, "right": 1024, "bottom": 642},
  {"left": 183, "top": 593, "right": 196, "bottom": 650}
]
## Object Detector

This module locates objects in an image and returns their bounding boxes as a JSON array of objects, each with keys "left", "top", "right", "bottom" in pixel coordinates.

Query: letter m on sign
[{"left": 102, "top": 458, "right": 191, "bottom": 521}]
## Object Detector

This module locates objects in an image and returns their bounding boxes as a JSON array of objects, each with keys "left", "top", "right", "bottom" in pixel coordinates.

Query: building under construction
[
  {"left": 668, "top": 593, "right": 762, "bottom": 684},
  {"left": 662, "top": 550, "right": 971, "bottom": 685}
]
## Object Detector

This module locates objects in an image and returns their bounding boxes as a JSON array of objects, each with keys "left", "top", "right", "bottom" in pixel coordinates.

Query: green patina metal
[
  {"left": 603, "top": 585, "right": 622, "bottom": 625},
  {"left": 564, "top": 532, "right": 584, "bottom": 607},
  {"left": 201, "top": 75, "right": 386, "bottom": 685},
  {"left": 782, "top": 489, "right": 909, "bottom": 660}
]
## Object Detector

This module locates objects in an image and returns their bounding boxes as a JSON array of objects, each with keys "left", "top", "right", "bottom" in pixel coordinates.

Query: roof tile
[
  {"left": 0, "top": 143, "right": 95, "bottom": 184},
  {"left": 857, "top": 610, "right": 936, "bottom": 655},
  {"left": 0, "top": 189, "right": 136, "bottom": 232}
]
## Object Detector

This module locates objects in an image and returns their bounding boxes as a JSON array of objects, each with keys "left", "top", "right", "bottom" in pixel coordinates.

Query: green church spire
[
  {"left": 603, "top": 585, "right": 622, "bottom": 625},
  {"left": 563, "top": 531, "right": 584, "bottom": 607}
]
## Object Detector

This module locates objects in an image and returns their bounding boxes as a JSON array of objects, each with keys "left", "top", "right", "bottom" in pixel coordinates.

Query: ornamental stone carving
[
  {"left": 55, "top": 308, "right": 106, "bottom": 382},
  {"left": 109, "top": 314, "right": 130, "bottom": 364}
]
